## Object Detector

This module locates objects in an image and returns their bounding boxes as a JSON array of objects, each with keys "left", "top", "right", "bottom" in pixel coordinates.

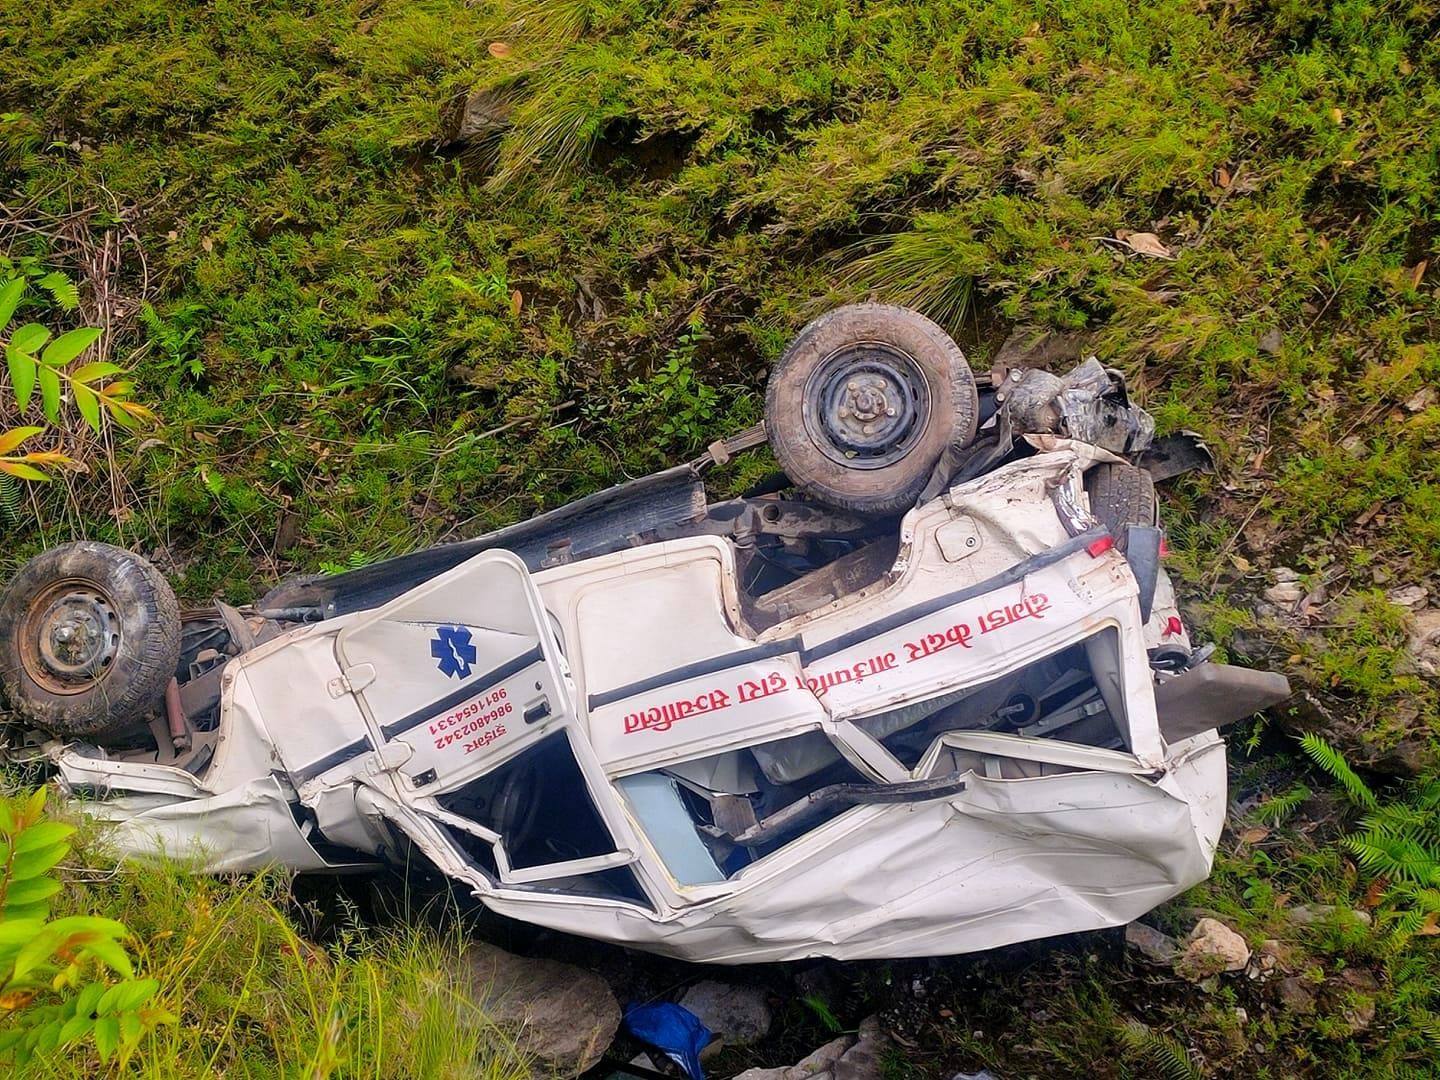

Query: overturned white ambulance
[{"left": 0, "top": 306, "right": 1287, "bottom": 962}]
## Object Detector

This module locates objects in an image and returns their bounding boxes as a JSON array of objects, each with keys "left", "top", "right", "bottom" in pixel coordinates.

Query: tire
[
  {"left": 765, "top": 304, "right": 979, "bottom": 515},
  {"left": 1084, "top": 462, "right": 1157, "bottom": 546},
  {"left": 0, "top": 542, "right": 181, "bottom": 739}
]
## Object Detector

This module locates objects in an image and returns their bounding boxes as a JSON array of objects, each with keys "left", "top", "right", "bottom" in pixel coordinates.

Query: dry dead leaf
[
  {"left": 488, "top": 41, "right": 513, "bottom": 58},
  {"left": 1409, "top": 259, "right": 1427, "bottom": 290},
  {"left": 1420, "top": 911, "right": 1440, "bottom": 936},
  {"left": 1121, "top": 231, "right": 1174, "bottom": 260},
  {"left": 1361, "top": 876, "right": 1389, "bottom": 909}
]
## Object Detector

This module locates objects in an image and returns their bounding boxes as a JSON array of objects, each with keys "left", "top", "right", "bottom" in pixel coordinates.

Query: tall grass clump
[{"left": 20, "top": 823, "right": 529, "bottom": 1079}]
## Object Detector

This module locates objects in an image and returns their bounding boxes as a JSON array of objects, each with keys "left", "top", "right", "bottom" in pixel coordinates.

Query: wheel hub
[
  {"left": 24, "top": 584, "right": 121, "bottom": 694},
  {"left": 803, "top": 344, "right": 930, "bottom": 469}
]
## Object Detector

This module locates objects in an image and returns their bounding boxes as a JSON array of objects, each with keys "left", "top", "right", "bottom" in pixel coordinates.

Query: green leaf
[
  {"left": 0, "top": 918, "right": 46, "bottom": 947},
  {"left": 106, "top": 401, "right": 139, "bottom": 429},
  {"left": 9, "top": 842, "right": 68, "bottom": 881},
  {"left": 41, "top": 327, "right": 101, "bottom": 368},
  {"left": 75, "top": 980, "right": 105, "bottom": 1017},
  {"left": 94, "top": 1015, "right": 119, "bottom": 1063},
  {"left": 6, "top": 344, "right": 37, "bottom": 410},
  {"left": 74, "top": 384, "right": 101, "bottom": 434},
  {"left": 14, "top": 820, "right": 74, "bottom": 853},
  {"left": 119, "top": 1009, "right": 143, "bottom": 1045},
  {"left": 70, "top": 361, "right": 123, "bottom": 383},
  {"left": 8, "top": 322, "right": 50, "bottom": 355},
  {"left": 0, "top": 902, "right": 51, "bottom": 922},
  {"left": 37, "top": 365, "right": 60, "bottom": 422},
  {"left": 109, "top": 978, "right": 158, "bottom": 1013},
  {"left": 0, "top": 278, "right": 23, "bottom": 333},
  {"left": 58, "top": 1013, "right": 93, "bottom": 1045},
  {"left": 82, "top": 937, "right": 135, "bottom": 978},
  {"left": 3, "top": 877, "right": 63, "bottom": 908}
]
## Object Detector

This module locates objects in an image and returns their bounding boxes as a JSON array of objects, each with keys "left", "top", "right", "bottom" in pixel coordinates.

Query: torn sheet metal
[{"left": 43, "top": 446, "right": 1281, "bottom": 964}]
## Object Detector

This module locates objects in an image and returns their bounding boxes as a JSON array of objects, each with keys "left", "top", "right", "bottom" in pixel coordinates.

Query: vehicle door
[{"left": 332, "top": 549, "right": 646, "bottom": 896}]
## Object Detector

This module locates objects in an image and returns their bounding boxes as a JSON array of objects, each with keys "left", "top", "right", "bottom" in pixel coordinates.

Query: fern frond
[
  {"left": 1255, "top": 784, "right": 1310, "bottom": 825},
  {"left": 0, "top": 474, "right": 22, "bottom": 523},
  {"left": 1300, "top": 733, "right": 1378, "bottom": 809},
  {"left": 1359, "top": 804, "right": 1431, "bottom": 838},
  {"left": 1345, "top": 832, "right": 1440, "bottom": 886},
  {"left": 1119, "top": 1021, "right": 1202, "bottom": 1080}
]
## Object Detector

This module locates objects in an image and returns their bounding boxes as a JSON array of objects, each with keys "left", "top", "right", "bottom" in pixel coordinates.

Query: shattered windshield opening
[{"left": 868, "top": 627, "right": 1132, "bottom": 767}]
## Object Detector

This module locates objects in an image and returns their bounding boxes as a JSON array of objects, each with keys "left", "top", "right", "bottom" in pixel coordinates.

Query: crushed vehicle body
[{"left": 0, "top": 305, "right": 1289, "bottom": 963}]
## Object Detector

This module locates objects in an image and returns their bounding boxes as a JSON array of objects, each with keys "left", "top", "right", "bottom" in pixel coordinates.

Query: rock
[
  {"left": 1125, "top": 921, "right": 1179, "bottom": 965},
  {"left": 1335, "top": 969, "right": 1379, "bottom": 1034},
  {"left": 1288, "top": 904, "right": 1372, "bottom": 928},
  {"left": 1403, "top": 608, "right": 1440, "bottom": 677},
  {"left": 454, "top": 943, "right": 620, "bottom": 1078},
  {"left": 1404, "top": 385, "right": 1436, "bottom": 412},
  {"left": 1175, "top": 918, "right": 1250, "bottom": 981},
  {"left": 453, "top": 86, "right": 514, "bottom": 142},
  {"left": 788, "top": 1035, "right": 853, "bottom": 1079},
  {"left": 1276, "top": 976, "right": 1316, "bottom": 1015},
  {"left": 1263, "top": 580, "right": 1306, "bottom": 606},
  {"left": 679, "top": 980, "right": 773, "bottom": 1047},
  {"left": 733, "top": 1032, "right": 858, "bottom": 1080},
  {"left": 1258, "top": 327, "right": 1284, "bottom": 355},
  {"left": 834, "top": 1016, "right": 890, "bottom": 1080},
  {"left": 1387, "top": 584, "right": 1430, "bottom": 609}
]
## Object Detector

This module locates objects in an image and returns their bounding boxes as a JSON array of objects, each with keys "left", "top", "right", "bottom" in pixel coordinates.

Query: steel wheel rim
[{"left": 800, "top": 342, "right": 931, "bottom": 470}]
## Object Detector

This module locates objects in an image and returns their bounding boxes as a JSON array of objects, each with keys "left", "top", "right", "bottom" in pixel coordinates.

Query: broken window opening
[
  {"left": 869, "top": 627, "right": 1132, "bottom": 768},
  {"left": 431, "top": 732, "right": 647, "bottom": 905},
  {"left": 618, "top": 733, "right": 873, "bottom": 886}
]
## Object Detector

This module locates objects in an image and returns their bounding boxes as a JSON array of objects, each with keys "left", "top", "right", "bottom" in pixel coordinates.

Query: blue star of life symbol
[{"left": 430, "top": 625, "right": 476, "bottom": 679}]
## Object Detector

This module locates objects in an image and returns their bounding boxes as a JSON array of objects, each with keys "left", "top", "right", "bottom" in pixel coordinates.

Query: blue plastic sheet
[{"left": 623, "top": 1001, "right": 713, "bottom": 1080}]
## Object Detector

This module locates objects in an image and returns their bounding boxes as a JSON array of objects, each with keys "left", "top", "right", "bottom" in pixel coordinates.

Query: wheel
[
  {"left": 0, "top": 542, "right": 181, "bottom": 739},
  {"left": 1084, "top": 462, "right": 1157, "bottom": 546},
  {"left": 764, "top": 304, "right": 980, "bottom": 514}
]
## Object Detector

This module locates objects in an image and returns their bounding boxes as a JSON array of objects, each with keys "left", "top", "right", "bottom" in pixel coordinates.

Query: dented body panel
[{"left": 52, "top": 447, "right": 1253, "bottom": 963}]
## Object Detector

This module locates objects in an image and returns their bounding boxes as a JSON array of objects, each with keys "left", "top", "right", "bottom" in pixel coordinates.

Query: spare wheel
[{"left": 764, "top": 303, "right": 979, "bottom": 514}]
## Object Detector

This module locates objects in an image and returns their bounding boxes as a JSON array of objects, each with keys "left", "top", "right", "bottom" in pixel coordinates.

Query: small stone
[
  {"left": 1175, "top": 918, "right": 1250, "bottom": 981},
  {"left": 1258, "top": 327, "right": 1284, "bottom": 355},
  {"left": 453, "top": 86, "right": 515, "bottom": 142},
  {"left": 785, "top": 1035, "right": 854, "bottom": 1080},
  {"left": 1263, "top": 581, "right": 1306, "bottom": 606},
  {"left": 833, "top": 1017, "right": 890, "bottom": 1080},
  {"left": 1404, "top": 385, "right": 1436, "bottom": 412},
  {"left": 1388, "top": 584, "right": 1430, "bottom": 608},
  {"left": 1405, "top": 609, "right": 1440, "bottom": 678},
  {"left": 1288, "top": 903, "right": 1373, "bottom": 928},
  {"left": 679, "top": 980, "right": 773, "bottom": 1048},
  {"left": 1276, "top": 976, "right": 1316, "bottom": 1015},
  {"left": 1125, "top": 922, "right": 1179, "bottom": 965}
]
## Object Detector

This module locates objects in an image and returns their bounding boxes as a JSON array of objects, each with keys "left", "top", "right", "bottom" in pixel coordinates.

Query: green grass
[
  {"left": 2, "top": 0, "right": 1440, "bottom": 1075},
  {"left": 22, "top": 841, "right": 530, "bottom": 1078}
]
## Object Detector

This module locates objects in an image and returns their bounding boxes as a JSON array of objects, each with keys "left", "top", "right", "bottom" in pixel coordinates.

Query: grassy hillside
[{"left": 2, "top": 0, "right": 1440, "bottom": 1075}]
